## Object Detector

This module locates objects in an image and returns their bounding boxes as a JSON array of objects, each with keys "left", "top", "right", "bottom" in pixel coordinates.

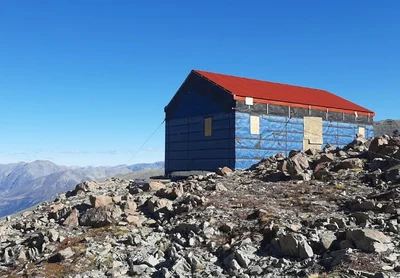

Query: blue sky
[{"left": 0, "top": 0, "right": 399, "bottom": 166}]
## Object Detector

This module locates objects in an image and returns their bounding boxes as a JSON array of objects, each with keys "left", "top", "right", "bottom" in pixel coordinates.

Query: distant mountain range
[
  {"left": 0, "top": 160, "right": 164, "bottom": 218},
  {"left": 1, "top": 120, "right": 396, "bottom": 218},
  {"left": 374, "top": 119, "right": 400, "bottom": 137}
]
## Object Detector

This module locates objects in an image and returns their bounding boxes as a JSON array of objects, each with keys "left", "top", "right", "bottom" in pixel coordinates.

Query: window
[
  {"left": 250, "top": 115, "right": 260, "bottom": 135},
  {"left": 205, "top": 117, "right": 212, "bottom": 136}
]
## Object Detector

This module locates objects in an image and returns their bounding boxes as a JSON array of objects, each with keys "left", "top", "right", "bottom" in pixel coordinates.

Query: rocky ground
[{"left": 1, "top": 135, "right": 400, "bottom": 278}]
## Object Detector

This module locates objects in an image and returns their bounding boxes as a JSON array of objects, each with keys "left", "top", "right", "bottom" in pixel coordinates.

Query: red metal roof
[{"left": 194, "top": 70, "right": 374, "bottom": 115}]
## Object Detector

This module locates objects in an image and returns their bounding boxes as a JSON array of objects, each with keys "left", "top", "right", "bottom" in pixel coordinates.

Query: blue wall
[
  {"left": 235, "top": 112, "right": 374, "bottom": 169},
  {"left": 168, "top": 90, "right": 225, "bottom": 119},
  {"left": 165, "top": 112, "right": 235, "bottom": 174},
  {"left": 323, "top": 120, "right": 374, "bottom": 149}
]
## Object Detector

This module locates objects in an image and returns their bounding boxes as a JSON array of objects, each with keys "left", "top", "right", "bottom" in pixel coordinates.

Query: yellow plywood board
[
  {"left": 303, "top": 116, "right": 323, "bottom": 150},
  {"left": 358, "top": 126, "right": 365, "bottom": 137},
  {"left": 303, "top": 139, "right": 322, "bottom": 151},
  {"left": 205, "top": 117, "right": 212, "bottom": 136},
  {"left": 250, "top": 115, "right": 260, "bottom": 135}
]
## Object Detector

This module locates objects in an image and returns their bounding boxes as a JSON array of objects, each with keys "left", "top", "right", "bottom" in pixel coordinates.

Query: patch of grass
[
  {"left": 101, "top": 256, "right": 114, "bottom": 269},
  {"left": 335, "top": 183, "right": 345, "bottom": 190},
  {"left": 113, "top": 227, "right": 129, "bottom": 237},
  {"left": 321, "top": 188, "right": 335, "bottom": 194},
  {"left": 260, "top": 216, "right": 271, "bottom": 224},
  {"left": 41, "top": 262, "right": 70, "bottom": 278}
]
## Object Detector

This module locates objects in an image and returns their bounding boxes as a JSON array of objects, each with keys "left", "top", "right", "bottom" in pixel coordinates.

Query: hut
[{"left": 164, "top": 70, "right": 374, "bottom": 175}]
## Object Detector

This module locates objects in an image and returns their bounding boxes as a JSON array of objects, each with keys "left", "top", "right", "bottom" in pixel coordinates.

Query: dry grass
[{"left": 335, "top": 183, "right": 345, "bottom": 190}]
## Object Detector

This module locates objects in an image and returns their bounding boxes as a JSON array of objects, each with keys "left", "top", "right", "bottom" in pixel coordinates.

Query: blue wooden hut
[{"left": 164, "top": 70, "right": 375, "bottom": 175}]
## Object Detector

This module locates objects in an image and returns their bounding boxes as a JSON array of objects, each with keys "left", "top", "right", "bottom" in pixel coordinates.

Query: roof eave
[{"left": 233, "top": 95, "right": 375, "bottom": 117}]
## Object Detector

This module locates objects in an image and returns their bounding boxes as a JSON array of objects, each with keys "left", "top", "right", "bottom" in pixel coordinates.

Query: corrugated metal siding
[
  {"left": 165, "top": 112, "right": 235, "bottom": 174},
  {"left": 234, "top": 112, "right": 374, "bottom": 169}
]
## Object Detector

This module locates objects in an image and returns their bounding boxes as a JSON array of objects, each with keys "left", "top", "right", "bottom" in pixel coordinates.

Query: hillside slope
[
  {"left": 374, "top": 119, "right": 400, "bottom": 137},
  {"left": 0, "top": 161, "right": 163, "bottom": 217},
  {"left": 0, "top": 136, "right": 400, "bottom": 277}
]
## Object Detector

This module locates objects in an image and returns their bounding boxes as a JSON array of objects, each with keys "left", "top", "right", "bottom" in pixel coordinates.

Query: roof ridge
[
  {"left": 191, "top": 69, "right": 374, "bottom": 115},
  {"left": 193, "top": 69, "right": 328, "bottom": 93}
]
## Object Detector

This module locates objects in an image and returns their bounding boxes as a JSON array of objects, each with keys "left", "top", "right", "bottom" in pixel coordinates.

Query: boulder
[
  {"left": 305, "top": 148, "right": 318, "bottom": 156},
  {"left": 219, "top": 222, "right": 235, "bottom": 233},
  {"left": 369, "top": 158, "right": 389, "bottom": 171},
  {"left": 351, "top": 212, "right": 370, "bottom": 226},
  {"left": 48, "top": 204, "right": 70, "bottom": 221},
  {"left": 130, "top": 264, "right": 149, "bottom": 276},
  {"left": 346, "top": 229, "right": 393, "bottom": 253},
  {"left": 2, "top": 247, "right": 15, "bottom": 264},
  {"left": 122, "top": 200, "right": 137, "bottom": 214},
  {"left": 272, "top": 233, "right": 314, "bottom": 259},
  {"left": 79, "top": 205, "right": 122, "bottom": 228},
  {"left": 125, "top": 215, "right": 143, "bottom": 226},
  {"left": 90, "top": 195, "right": 113, "bottom": 208},
  {"left": 369, "top": 137, "right": 389, "bottom": 154},
  {"left": 324, "top": 143, "right": 338, "bottom": 153},
  {"left": 385, "top": 164, "right": 400, "bottom": 183},
  {"left": 46, "top": 229, "right": 59, "bottom": 242},
  {"left": 338, "top": 158, "right": 364, "bottom": 170},
  {"left": 277, "top": 160, "right": 288, "bottom": 172},
  {"left": 142, "top": 181, "right": 165, "bottom": 191},
  {"left": 25, "top": 232, "right": 46, "bottom": 253},
  {"left": 49, "top": 203, "right": 64, "bottom": 214},
  {"left": 314, "top": 165, "right": 332, "bottom": 181},
  {"left": 48, "top": 247, "right": 74, "bottom": 263},
  {"left": 287, "top": 152, "right": 312, "bottom": 181},
  {"left": 75, "top": 181, "right": 97, "bottom": 193},
  {"left": 365, "top": 170, "right": 384, "bottom": 187},
  {"left": 347, "top": 199, "right": 376, "bottom": 212},
  {"left": 112, "top": 196, "right": 122, "bottom": 203},
  {"left": 171, "top": 257, "right": 192, "bottom": 277},
  {"left": 216, "top": 166, "right": 233, "bottom": 176},
  {"left": 156, "top": 185, "right": 184, "bottom": 200},
  {"left": 289, "top": 152, "right": 310, "bottom": 169},
  {"left": 214, "top": 183, "right": 228, "bottom": 191},
  {"left": 379, "top": 145, "right": 399, "bottom": 156},
  {"left": 318, "top": 153, "right": 335, "bottom": 163},
  {"left": 348, "top": 136, "right": 369, "bottom": 152},
  {"left": 17, "top": 249, "right": 27, "bottom": 263},
  {"left": 147, "top": 198, "right": 173, "bottom": 214},
  {"left": 320, "top": 232, "right": 336, "bottom": 250},
  {"left": 63, "top": 208, "right": 79, "bottom": 227}
]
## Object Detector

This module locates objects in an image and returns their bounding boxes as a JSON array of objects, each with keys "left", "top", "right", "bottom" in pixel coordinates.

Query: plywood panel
[
  {"left": 358, "top": 126, "right": 365, "bottom": 137},
  {"left": 205, "top": 117, "right": 212, "bottom": 136},
  {"left": 250, "top": 115, "right": 260, "bottom": 135},
  {"left": 303, "top": 116, "right": 323, "bottom": 150},
  {"left": 303, "top": 139, "right": 322, "bottom": 151}
]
